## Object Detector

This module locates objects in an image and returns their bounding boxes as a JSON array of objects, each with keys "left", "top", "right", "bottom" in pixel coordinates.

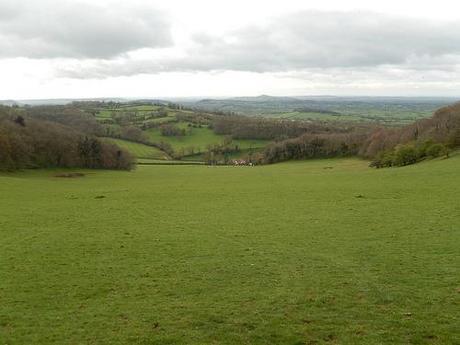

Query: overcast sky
[{"left": 1, "top": 0, "right": 460, "bottom": 99}]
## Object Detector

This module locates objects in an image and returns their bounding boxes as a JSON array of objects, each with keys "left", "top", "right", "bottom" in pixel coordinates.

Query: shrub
[
  {"left": 393, "top": 145, "right": 418, "bottom": 166},
  {"left": 369, "top": 141, "right": 449, "bottom": 169},
  {"left": 426, "top": 143, "right": 448, "bottom": 158}
]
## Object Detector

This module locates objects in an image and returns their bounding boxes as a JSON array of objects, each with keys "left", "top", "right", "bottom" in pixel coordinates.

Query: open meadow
[
  {"left": 2, "top": 1, "right": 460, "bottom": 343},
  {"left": 1, "top": 155, "right": 459, "bottom": 344}
]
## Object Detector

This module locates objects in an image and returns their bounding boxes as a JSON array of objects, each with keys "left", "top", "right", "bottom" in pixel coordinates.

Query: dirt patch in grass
[{"left": 54, "top": 172, "right": 85, "bottom": 178}]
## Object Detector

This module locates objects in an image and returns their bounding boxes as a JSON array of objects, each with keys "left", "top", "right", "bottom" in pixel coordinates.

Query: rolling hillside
[
  {"left": 185, "top": 96, "right": 456, "bottom": 124},
  {"left": 146, "top": 123, "right": 267, "bottom": 155},
  {"left": 1, "top": 154, "right": 459, "bottom": 344}
]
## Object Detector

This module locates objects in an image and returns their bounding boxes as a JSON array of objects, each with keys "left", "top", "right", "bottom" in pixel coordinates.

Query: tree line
[
  {"left": 0, "top": 106, "right": 134, "bottom": 171},
  {"left": 256, "top": 102, "right": 460, "bottom": 166},
  {"left": 2, "top": 101, "right": 459, "bottom": 169},
  {"left": 258, "top": 131, "right": 368, "bottom": 164},
  {"left": 211, "top": 115, "right": 358, "bottom": 140}
]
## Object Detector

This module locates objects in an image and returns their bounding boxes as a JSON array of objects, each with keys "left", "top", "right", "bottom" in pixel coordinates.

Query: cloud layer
[
  {"left": 2, "top": 3, "right": 460, "bottom": 98},
  {"left": 0, "top": 0, "right": 172, "bottom": 58},
  {"left": 53, "top": 10, "right": 460, "bottom": 79},
  {"left": 181, "top": 11, "right": 460, "bottom": 71}
]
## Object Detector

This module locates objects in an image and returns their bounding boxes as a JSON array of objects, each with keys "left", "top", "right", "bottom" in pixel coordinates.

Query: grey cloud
[
  {"left": 179, "top": 11, "right": 460, "bottom": 71},
  {"left": 0, "top": 1, "right": 20, "bottom": 20},
  {"left": 0, "top": 0, "right": 172, "bottom": 58},
  {"left": 57, "top": 10, "right": 460, "bottom": 79},
  {"left": 58, "top": 59, "right": 168, "bottom": 79}
]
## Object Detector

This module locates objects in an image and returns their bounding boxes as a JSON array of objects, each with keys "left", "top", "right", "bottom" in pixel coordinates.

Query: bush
[
  {"left": 370, "top": 150, "right": 395, "bottom": 168},
  {"left": 369, "top": 141, "right": 449, "bottom": 169},
  {"left": 393, "top": 145, "right": 418, "bottom": 166},
  {"left": 426, "top": 143, "right": 448, "bottom": 158}
]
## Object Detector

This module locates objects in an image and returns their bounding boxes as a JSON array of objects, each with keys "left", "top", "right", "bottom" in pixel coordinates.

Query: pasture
[
  {"left": 102, "top": 138, "right": 169, "bottom": 160},
  {"left": 146, "top": 123, "right": 267, "bottom": 154},
  {"left": 1, "top": 156, "right": 459, "bottom": 344}
]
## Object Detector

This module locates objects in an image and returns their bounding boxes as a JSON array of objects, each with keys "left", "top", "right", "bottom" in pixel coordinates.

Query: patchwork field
[
  {"left": 92, "top": 103, "right": 270, "bottom": 160},
  {"left": 190, "top": 96, "right": 455, "bottom": 125},
  {"left": 1, "top": 156, "right": 459, "bottom": 344},
  {"left": 146, "top": 123, "right": 267, "bottom": 154}
]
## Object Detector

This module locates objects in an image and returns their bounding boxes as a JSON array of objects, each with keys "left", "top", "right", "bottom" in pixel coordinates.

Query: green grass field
[
  {"left": 272, "top": 111, "right": 435, "bottom": 124},
  {"left": 1, "top": 156, "right": 459, "bottom": 344},
  {"left": 95, "top": 105, "right": 171, "bottom": 123},
  {"left": 272, "top": 111, "right": 363, "bottom": 122},
  {"left": 103, "top": 138, "right": 169, "bottom": 160},
  {"left": 146, "top": 123, "right": 267, "bottom": 154},
  {"left": 120, "top": 105, "right": 162, "bottom": 111}
]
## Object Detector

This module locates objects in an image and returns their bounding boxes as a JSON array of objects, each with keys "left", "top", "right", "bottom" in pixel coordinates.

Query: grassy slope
[
  {"left": 103, "top": 138, "right": 168, "bottom": 160},
  {"left": 146, "top": 124, "right": 267, "bottom": 153},
  {"left": 94, "top": 106, "right": 269, "bottom": 156},
  {"left": 1, "top": 157, "right": 459, "bottom": 344}
]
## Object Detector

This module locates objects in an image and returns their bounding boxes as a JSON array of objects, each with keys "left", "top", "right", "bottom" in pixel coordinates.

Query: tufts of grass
[{"left": 0, "top": 156, "right": 459, "bottom": 344}]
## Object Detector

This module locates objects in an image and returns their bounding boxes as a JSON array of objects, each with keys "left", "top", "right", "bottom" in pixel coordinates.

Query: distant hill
[
  {"left": 184, "top": 95, "right": 458, "bottom": 124},
  {"left": 0, "top": 100, "right": 19, "bottom": 106},
  {"left": 192, "top": 95, "right": 335, "bottom": 116},
  {"left": 227, "top": 95, "right": 301, "bottom": 102}
]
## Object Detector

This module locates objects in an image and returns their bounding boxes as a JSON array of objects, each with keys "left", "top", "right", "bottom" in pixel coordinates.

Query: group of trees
[
  {"left": 175, "top": 112, "right": 212, "bottom": 126},
  {"left": 0, "top": 107, "right": 134, "bottom": 171},
  {"left": 360, "top": 102, "right": 460, "bottom": 158},
  {"left": 23, "top": 105, "right": 103, "bottom": 136},
  {"left": 212, "top": 115, "right": 354, "bottom": 140},
  {"left": 159, "top": 124, "right": 187, "bottom": 137},
  {"left": 209, "top": 114, "right": 375, "bottom": 165},
  {"left": 119, "top": 125, "right": 148, "bottom": 143},
  {"left": 260, "top": 132, "right": 367, "bottom": 164},
  {"left": 359, "top": 102, "right": 460, "bottom": 167},
  {"left": 369, "top": 141, "right": 449, "bottom": 168},
  {"left": 257, "top": 102, "right": 460, "bottom": 166}
]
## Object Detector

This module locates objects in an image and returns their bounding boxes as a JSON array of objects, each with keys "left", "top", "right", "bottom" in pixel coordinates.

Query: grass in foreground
[{"left": 0, "top": 157, "right": 459, "bottom": 344}]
